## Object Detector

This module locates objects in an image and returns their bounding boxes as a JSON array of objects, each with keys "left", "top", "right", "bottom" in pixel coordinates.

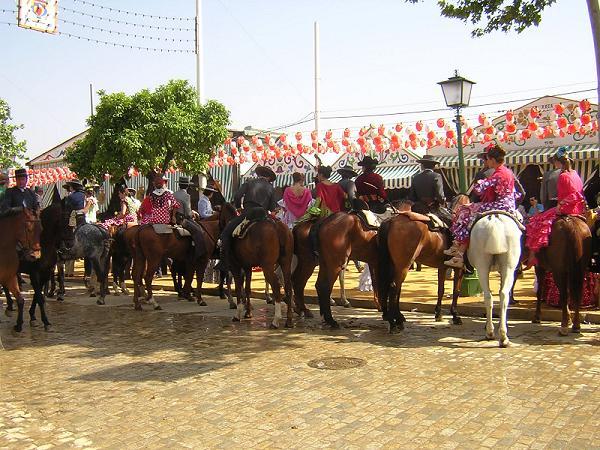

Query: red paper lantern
[
  {"left": 224, "top": 137, "right": 232, "bottom": 145},
  {"left": 326, "top": 140, "right": 334, "bottom": 148},
  {"left": 325, "top": 130, "right": 332, "bottom": 140},
  {"left": 426, "top": 130, "right": 435, "bottom": 140},
  {"left": 373, "top": 135, "right": 382, "bottom": 146},
  {"left": 505, "top": 123, "right": 517, "bottom": 133},
  {"left": 357, "top": 136, "right": 366, "bottom": 146},
  {"left": 521, "top": 129, "right": 531, "bottom": 139},
  {"left": 529, "top": 107, "right": 539, "bottom": 119},
  {"left": 408, "top": 132, "right": 417, "bottom": 142},
  {"left": 554, "top": 103, "right": 565, "bottom": 115},
  {"left": 567, "top": 123, "right": 578, "bottom": 134},
  {"left": 391, "top": 134, "right": 400, "bottom": 145},
  {"left": 485, "top": 126, "right": 494, "bottom": 135},
  {"left": 378, "top": 125, "right": 386, "bottom": 135},
  {"left": 343, "top": 128, "right": 351, "bottom": 138},
  {"left": 395, "top": 123, "right": 403, "bottom": 132},
  {"left": 580, "top": 99, "right": 591, "bottom": 112},
  {"left": 527, "top": 121, "right": 538, "bottom": 132},
  {"left": 478, "top": 113, "right": 486, "bottom": 125},
  {"left": 342, "top": 138, "right": 350, "bottom": 147},
  {"left": 446, "top": 130, "right": 455, "bottom": 140},
  {"left": 465, "top": 127, "right": 474, "bottom": 137},
  {"left": 312, "top": 142, "right": 318, "bottom": 150},
  {"left": 581, "top": 113, "right": 592, "bottom": 125},
  {"left": 226, "top": 156, "right": 234, "bottom": 165},
  {"left": 557, "top": 117, "right": 568, "bottom": 129},
  {"left": 279, "top": 134, "right": 287, "bottom": 143},
  {"left": 208, "top": 161, "right": 215, "bottom": 168},
  {"left": 505, "top": 110, "right": 514, "bottom": 122},
  {"left": 311, "top": 130, "right": 318, "bottom": 141},
  {"left": 295, "top": 132, "right": 302, "bottom": 141},
  {"left": 296, "top": 143, "right": 303, "bottom": 152},
  {"left": 415, "top": 121, "right": 423, "bottom": 132},
  {"left": 436, "top": 118, "right": 445, "bottom": 128},
  {"left": 218, "top": 150, "right": 225, "bottom": 158}
]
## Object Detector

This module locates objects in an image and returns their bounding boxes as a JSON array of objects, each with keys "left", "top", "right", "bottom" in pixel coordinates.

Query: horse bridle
[
  {"left": 19, "top": 211, "right": 42, "bottom": 254},
  {"left": 196, "top": 220, "right": 218, "bottom": 245}
]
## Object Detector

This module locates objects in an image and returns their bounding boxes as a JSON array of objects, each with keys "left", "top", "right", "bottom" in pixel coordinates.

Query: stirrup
[
  {"left": 444, "top": 255, "right": 464, "bottom": 268},
  {"left": 443, "top": 244, "right": 460, "bottom": 256}
]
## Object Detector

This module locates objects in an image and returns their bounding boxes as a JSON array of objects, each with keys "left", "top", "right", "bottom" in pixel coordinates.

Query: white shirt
[{"left": 197, "top": 194, "right": 213, "bottom": 218}]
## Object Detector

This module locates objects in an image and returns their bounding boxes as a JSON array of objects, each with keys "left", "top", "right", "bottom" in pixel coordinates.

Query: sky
[{"left": 0, "top": 0, "right": 597, "bottom": 163}]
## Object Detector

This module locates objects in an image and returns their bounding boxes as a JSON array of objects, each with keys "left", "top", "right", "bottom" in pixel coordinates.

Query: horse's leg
[
  {"left": 291, "top": 258, "right": 316, "bottom": 318},
  {"left": 265, "top": 277, "right": 273, "bottom": 305},
  {"left": 57, "top": 260, "right": 66, "bottom": 301},
  {"left": 3, "top": 286, "right": 14, "bottom": 315},
  {"left": 144, "top": 256, "right": 162, "bottom": 311},
  {"left": 369, "top": 263, "right": 381, "bottom": 311},
  {"left": 478, "top": 266, "right": 495, "bottom": 340},
  {"left": 555, "top": 271, "right": 570, "bottom": 336},
  {"left": 30, "top": 272, "right": 51, "bottom": 330},
  {"left": 282, "top": 266, "right": 294, "bottom": 328},
  {"left": 336, "top": 265, "right": 351, "bottom": 307},
  {"left": 182, "top": 262, "right": 195, "bottom": 302},
  {"left": 450, "top": 269, "right": 464, "bottom": 325},
  {"left": 90, "top": 258, "right": 105, "bottom": 305},
  {"left": 195, "top": 258, "right": 209, "bottom": 306},
  {"left": 232, "top": 270, "right": 244, "bottom": 322},
  {"left": 28, "top": 272, "right": 39, "bottom": 323},
  {"left": 244, "top": 270, "right": 253, "bottom": 318},
  {"left": 47, "top": 268, "right": 56, "bottom": 297},
  {"left": 498, "top": 260, "right": 515, "bottom": 348},
  {"left": 316, "top": 263, "right": 340, "bottom": 329},
  {"left": 263, "top": 265, "right": 283, "bottom": 329},
  {"left": 131, "top": 250, "right": 144, "bottom": 311},
  {"left": 389, "top": 267, "right": 409, "bottom": 334},
  {"left": 7, "top": 277, "right": 24, "bottom": 332},
  {"left": 532, "top": 266, "right": 545, "bottom": 323},
  {"left": 434, "top": 267, "right": 446, "bottom": 322}
]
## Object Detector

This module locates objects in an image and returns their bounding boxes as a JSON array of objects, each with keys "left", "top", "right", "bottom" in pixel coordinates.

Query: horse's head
[
  {"left": 18, "top": 208, "right": 43, "bottom": 261},
  {"left": 218, "top": 203, "right": 238, "bottom": 231}
]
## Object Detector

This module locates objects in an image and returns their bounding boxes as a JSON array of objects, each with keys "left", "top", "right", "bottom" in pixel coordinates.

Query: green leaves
[
  {"left": 407, "top": 0, "right": 558, "bottom": 37},
  {"left": 65, "top": 79, "right": 230, "bottom": 180},
  {"left": 0, "top": 98, "right": 27, "bottom": 170}
]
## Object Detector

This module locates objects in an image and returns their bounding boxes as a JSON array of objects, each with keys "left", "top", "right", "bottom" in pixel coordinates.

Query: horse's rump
[{"left": 470, "top": 214, "right": 522, "bottom": 256}]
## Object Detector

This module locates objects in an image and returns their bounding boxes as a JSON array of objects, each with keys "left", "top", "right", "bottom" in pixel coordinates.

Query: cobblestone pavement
[{"left": 1, "top": 283, "right": 600, "bottom": 449}]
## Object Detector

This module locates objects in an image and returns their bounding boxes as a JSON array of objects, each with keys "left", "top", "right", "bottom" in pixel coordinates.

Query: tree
[
  {"left": 65, "top": 79, "right": 230, "bottom": 181},
  {"left": 0, "top": 98, "right": 27, "bottom": 169},
  {"left": 409, "top": 0, "right": 600, "bottom": 146}
]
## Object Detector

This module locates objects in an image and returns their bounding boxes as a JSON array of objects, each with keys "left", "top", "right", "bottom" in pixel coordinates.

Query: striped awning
[{"left": 329, "top": 165, "right": 420, "bottom": 189}]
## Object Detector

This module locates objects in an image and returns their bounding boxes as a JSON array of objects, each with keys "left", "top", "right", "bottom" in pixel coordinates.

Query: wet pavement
[{"left": 1, "top": 282, "right": 600, "bottom": 449}]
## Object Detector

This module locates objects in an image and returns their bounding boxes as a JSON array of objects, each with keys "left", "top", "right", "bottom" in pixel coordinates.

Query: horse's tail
[
  {"left": 479, "top": 215, "right": 509, "bottom": 254},
  {"left": 376, "top": 218, "right": 393, "bottom": 310}
]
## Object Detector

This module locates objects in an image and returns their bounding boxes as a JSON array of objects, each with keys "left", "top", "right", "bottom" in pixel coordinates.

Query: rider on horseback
[
  {"left": 173, "top": 176, "right": 208, "bottom": 261},
  {"left": 138, "top": 173, "right": 180, "bottom": 225},
  {"left": 444, "top": 144, "right": 521, "bottom": 268},
  {"left": 355, "top": 156, "right": 387, "bottom": 214},
  {"left": 408, "top": 155, "right": 451, "bottom": 224},
  {"left": 1, "top": 168, "right": 39, "bottom": 211},
  {"left": 218, "top": 165, "right": 277, "bottom": 271}
]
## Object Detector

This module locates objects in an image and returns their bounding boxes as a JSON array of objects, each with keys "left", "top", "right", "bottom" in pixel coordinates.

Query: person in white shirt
[{"left": 198, "top": 186, "right": 218, "bottom": 219}]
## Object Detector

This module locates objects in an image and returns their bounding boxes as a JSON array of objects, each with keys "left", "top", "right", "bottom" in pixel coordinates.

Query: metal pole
[
  {"left": 314, "top": 21, "right": 320, "bottom": 138},
  {"left": 455, "top": 107, "right": 467, "bottom": 193},
  {"left": 89, "top": 83, "right": 94, "bottom": 116},
  {"left": 195, "top": 0, "right": 204, "bottom": 105}
]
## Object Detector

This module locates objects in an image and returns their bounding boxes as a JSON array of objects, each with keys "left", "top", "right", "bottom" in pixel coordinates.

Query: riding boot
[
  {"left": 445, "top": 253, "right": 465, "bottom": 268},
  {"left": 444, "top": 241, "right": 461, "bottom": 256}
]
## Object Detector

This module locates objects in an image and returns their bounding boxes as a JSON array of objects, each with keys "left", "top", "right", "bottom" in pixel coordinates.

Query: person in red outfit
[
  {"left": 139, "top": 173, "right": 180, "bottom": 225},
  {"left": 355, "top": 155, "right": 387, "bottom": 213},
  {"left": 315, "top": 165, "right": 346, "bottom": 213}
]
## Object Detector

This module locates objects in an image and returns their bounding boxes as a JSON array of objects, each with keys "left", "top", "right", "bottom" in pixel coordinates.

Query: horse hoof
[
  {"left": 341, "top": 300, "right": 351, "bottom": 308},
  {"left": 285, "top": 320, "right": 293, "bottom": 328},
  {"left": 389, "top": 325, "right": 401, "bottom": 334},
  {"left": 329, "top": 298, "right": 335, "bottom": 306},
  {"left": 154, "top": 305, "right": 162, "bottom": 311},
  {"left": 5, "top": 309, "right": 12, "bottom": 317},
  {"left": 326, "top": 320, "right": 340, "bottom": 330},
  {"left": 96, "top": 299, "right": 105, "bottom": 306},
  {"left": 229, "top": 303, "right": 237, "bottom": 310},
  {"left": 14, "top": 324, "right": 22, "bottom": 332},
  {"left": 558, "top": 327, "right": 569, "bottom": 336},
  {"left": 499, "top": 339, "right": 510, "bottom": 348},
  {"left": 452, "top": 317, "right": 463, "bottom": 325},
  {"left": 532, "top": 318, "right": 541, "bottom": 324},
  {"left": 434, "top": 314, "right": 443, "bottom": 322},
  {"left": 90, "top": 293, "right": 96, "bottom": 298},
  {"left": 30, "top": 319, "right": 38, "bottom": 327},
  {"left": 57, "top": 297, "right": 64, "bottom": 302},
  {"left": 572, "top": 325, "right": 581, "bottom": 334},
  {"left": 244, "top": 312, "right": 253, "bottom": 319},
  {"left": 269, "top": 323, "right": 279, "bottom": 329},
  {"left": 485, "top": 332, "right": 495, "bottom": 340},
  {"left": 232, "top": 317, "right": 240, "bottom": 322},
  {"left": 197, "top": 300, "right": 207, "bottom": 306},
  {"left": 303, "top": 309, "right": 314, "bottom": 319},
  {"left": 44, "top": 324, "right": 52, "bottom": 332}
]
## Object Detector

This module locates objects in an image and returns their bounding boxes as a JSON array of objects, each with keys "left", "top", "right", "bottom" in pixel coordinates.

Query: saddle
[
  {"left": 397, "top": 211, "right": 448, "bottom": 232},
  {"left": 471, "top": 210, "right": 526, "bottom": 232},
  {"left": 151, "top": 223, "right": 192, "bottom": 238},
  {"left": 232, "top": 207, "right": 270, "bottom": 240},
  {"left": 351, "top": 209, "right": 380, "bottom": 231}
]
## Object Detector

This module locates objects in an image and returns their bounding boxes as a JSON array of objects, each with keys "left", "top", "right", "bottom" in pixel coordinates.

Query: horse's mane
[{"left": 0, "top": 207, "right": 25, "bottom": 220}]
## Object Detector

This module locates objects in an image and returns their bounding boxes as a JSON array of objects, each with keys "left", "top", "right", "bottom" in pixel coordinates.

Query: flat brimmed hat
[
  {"left": 203, "top": 186, "right": 218, "bottom": 193},
  {"left": 337, "top": 167, "right": 358, "bottom": 178},
  {"left": 415, "top": 155, "right": 440, "bottom": 166},
  {"left": 127, "top": 188, "right": 137, "bottom": 195},
  {"left": 13, "top": 168, "right": 28, "bottom": 178},
  {"left": 154, "top": 173, "right": 169, "bottom": 182},
  {"left": 358, "top": 156, "right": 379, "bottom": 167},
  {"left": 178, "top": 176, "right": 195, "bottom": 186},
  {"left": 255, "top": 165, "right": 277, "bottom": 181},
  {"left": 66, "top": 179, "right": 84, "bottom": 189}
]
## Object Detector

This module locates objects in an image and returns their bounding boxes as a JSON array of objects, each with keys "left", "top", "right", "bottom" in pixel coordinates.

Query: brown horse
[
  {"left": 532, "top": 216, "right": 592, "bottom": 335},
  {"left": 229, "top": 214, "right": 294, "bottom": 328},
  {"left": 292, "top": 212, "right": 380, "bottom": 328},
  {"left": 0, "top": 207, "right": 42, "bottom": 332},
  {"left": 377, "top": 196, "right": 468, "bottom": 333}
]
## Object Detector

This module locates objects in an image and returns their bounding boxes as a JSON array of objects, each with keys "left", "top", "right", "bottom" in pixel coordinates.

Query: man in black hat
[
  {"left": 174, "top": 176, "right": 193, "bottom": 221},
  {"left": 218, "top": 165, "right": 277, "bottom": 271},
  {"left": 64, "top": 179, "right": 86, "bottom": 225},
  {"left": 408, "top": 155, "right": 448, "bottom": 219},
  {"left": 336, "top": 167, "right": 357, "bottom": 211},
  {"left": 198, "top": 185, "right": 218, "bottom": 219},
  {"left": 355, "top": 156, "right": 387, "bottom": 213},
  {"left": 1, "top": 168, "right": 39, "bottom": 211}
]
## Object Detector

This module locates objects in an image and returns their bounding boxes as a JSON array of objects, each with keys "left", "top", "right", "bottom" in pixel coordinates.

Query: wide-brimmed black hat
[
  {"left": 255, "top": 165, "right": 277, "bottom": 181},
  {"left": 358, "top": 156, "right": 379, "bottom": 167},
  {"left": 203, "top": 186, "right": 218, "bottom": 193},
  {"left": 178, "top": 176, "right": 195, "bottom": 186},
  {"left": 66, "top": 179, "right": 84, "bottom": 189},
  {"left": 415, "top": 155, "right": 440, "bottom": 166},
  {"left": 12, "top": 168, "right": 28, "bottom": 178},
  {"left": 337, "top": 167, "right": 358, "bottom": 178}
]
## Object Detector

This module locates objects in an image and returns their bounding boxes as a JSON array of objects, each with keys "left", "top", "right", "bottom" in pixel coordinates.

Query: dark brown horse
[
  {"left": 292, "top": 212, "right": 380, "bottom": 328},
  {"left": 532, "top": 216, "right": 592, "bottom": 335},
  {"left": 377, "top": 205, "right": 466, "bottom": 333},
  {"left": 229, "top": 213, "right": 294, "bottom": 328},
  {"left": 0, "top": 207, "right": 42, "bottom": 331}
]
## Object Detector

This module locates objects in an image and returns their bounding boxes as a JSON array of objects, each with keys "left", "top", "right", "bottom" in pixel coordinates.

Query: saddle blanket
[
  {"left": 232, "top": 218, "right": 258, "bottom": 239},
  {"left": 151, "top": 223, "right": 192, "bottom": 237},
  {"left": 473, "top": 210, "right": 526, "bottom": 232},
  {"left": 68, "top": 209, "right": 85, "bottom": 227}
]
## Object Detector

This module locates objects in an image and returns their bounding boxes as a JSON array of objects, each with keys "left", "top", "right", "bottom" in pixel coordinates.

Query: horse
[
  {"left": 228, "top": 211, "right": 294, "bottom": 329},
  {"left": 377, "top": 197, "right": 469, "bottom": 333},
  {"left": 293, "top": 212, "right": 380, "bottom": 328},
  {"left": 0, "top": 207, "right": 42, "bottom": 332},
  {"left": 532, "top": 216, "right": 592, "bottom": 335},
  {"left": 468, "top": 213, "right": 523, "bottom": 347},
  {"left": 57, "top": 222, "right": 112, "bottom": 305}
]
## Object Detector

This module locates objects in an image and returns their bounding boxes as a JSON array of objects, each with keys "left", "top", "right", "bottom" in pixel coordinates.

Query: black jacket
[
  {"left": 234, "top": 178, "right": 277, "bottom": 211},
  {"left": 408, "top": 169, "right": 445, "bottom": 205},
  {"left": 1, "top": 187, "right": 39, "bottom": 210}
]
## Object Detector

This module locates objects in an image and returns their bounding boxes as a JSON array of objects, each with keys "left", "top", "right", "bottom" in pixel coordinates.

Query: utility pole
[
  {"left": 89, "top": 83, "right": 94, "bottom": 116},
  {"left": 314, "top": 21, "right": 320, "bottom": 139},
  {"left": 195, "top": 0, "right": 204, "bottom": 105}
]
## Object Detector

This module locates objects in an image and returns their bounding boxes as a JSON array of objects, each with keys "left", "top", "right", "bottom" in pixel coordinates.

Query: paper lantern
[
  {"left": 391, "top": 134, "right": 400, "bottom": 145},
  {"left": 343, "top": 128, "right": 351, "bottom": 138},
  {"left": 427, "top": 130, "right": 435, "bottom": 140},
  {"left": 521, "top": 129, "right": 531, "bottom": 139},
  {"left": 408, "top": 132, "right": 417, "bottom": 142},
  {"left": 311, "top": 142, "right": 318, "bottom": 150},
  {"left": 557, "top": 117, "right": 568, "bottom": 129},
  {"left": 357, "top": 136, "right": 366, "bottom": 146},
  {"left": 567, "top": 123, "right": 578, "bottom": 134},
  {"left": 218, "top": 150, "right": 225, "bottom": 158},
  {"left": 325, "top": 130, "right": 332, "bottom": 140},
  {"left": 378, "top": 125, "right": 386, "bottom": 136},
  {"left": 505, "top": 110, "right": 514, "bottom": 122},
  {"left": 485, "top": 126, "right": 494, "bottom": 135},
  {"left": 505, "top": 123, "right": 516, "bottom": 133},
  {"left": 251, "top": 136, "right": 258, "bottom": 145},
  {"left": 527, "top": 121, "right": 538, "bottom": 132},
  {"left": 295, "top": 132, "right": 302, "bottom": 141},
  {"left": 445, "top": 130, "right": 455, "bottom": 140},
  {"left": 580, "top": 99, "right": 591, "bottom": 112},
  {"left": 465, "top": 127, "right": 474, "bottom": 137},
  {"left": 415, "top": 121, "right": 423, "bottom": 132},
  {"left": 373, "top": 135, "right": 382, "bottom": 146},
  {"left": 237, "top": 136, "right": 245, "bottom": 146},
  {"left": 394, "top": 123, "right": 403, "bottom": 132},
  {"left": 296, "top": 143, "right": 303, "bottom": 152},
  {"left": 326, "top": 140, "right": 334, "bottom": 148},
  {"left": 478, "top": 113, "right": 486, "bottom": 125},
  {"left": 581, "top": 113, "right": 592, "bottom": 125},
  {"left": 436, "top": 118, "right": 444, "bottom": 128},
  {"left": 554, "top": 103, "right": 565, "bottom": 115},
  {"left": 529, "top": 107, "right": 539, "bottom": 119},
  {"left": 311, "top": 130, "right": 318, "bottom": 141}
]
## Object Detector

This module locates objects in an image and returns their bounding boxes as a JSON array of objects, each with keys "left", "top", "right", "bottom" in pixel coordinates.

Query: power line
[
  {"left": 265, "top": 112, "right": 315, "bottom": 132},
  {"left": 0, "top": 21, "right": 194, "bottom": 52},
  {"left": 69, "top": 0, "right": 194, "bottom": 21},
  {"left": 59, "top": 18, "right": 194, "bottom": 42},
  {"left": 62, "top": 7, "right": 194, "bottom": 31}
]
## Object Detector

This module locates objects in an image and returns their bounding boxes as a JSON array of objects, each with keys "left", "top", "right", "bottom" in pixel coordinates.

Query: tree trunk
[{"left": 587, "top": 0, "right": 600, "bottom": 149}]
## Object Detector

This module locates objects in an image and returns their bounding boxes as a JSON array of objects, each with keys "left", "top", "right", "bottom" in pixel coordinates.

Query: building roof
[{"left": 27, "top": 130, "right": 88, "bottom": 167}]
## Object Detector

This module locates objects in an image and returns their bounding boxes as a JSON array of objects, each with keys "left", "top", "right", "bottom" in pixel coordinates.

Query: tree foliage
[
  {"left": 66, "top": 79, "right": 230, "bottom": 180},
  {"left": 0, "top": 98, "right": 27, "bottom": 169},
  {"left": 407, "top": 0, "right": 558, "bottom": 37}
]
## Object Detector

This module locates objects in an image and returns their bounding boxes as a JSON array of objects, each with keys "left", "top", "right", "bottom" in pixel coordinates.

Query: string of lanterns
[
  {"left": 6, "top": 167, "right": 77, "bottom": 188},
  {"left": 209, "top": 100, "right": 598, "bottom": 167}
]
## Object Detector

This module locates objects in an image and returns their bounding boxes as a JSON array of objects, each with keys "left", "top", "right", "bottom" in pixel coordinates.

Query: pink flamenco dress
[
  {"left": 451, "top": 165, "right": 519, "bottom": 245},
  {"left": 526, "top": 169, "right": 597, "bottom": 308}
]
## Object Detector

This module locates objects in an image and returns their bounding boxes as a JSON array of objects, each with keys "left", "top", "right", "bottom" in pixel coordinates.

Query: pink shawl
[{"left": 283, "top": 187, "right": 312, "bottom": 220}]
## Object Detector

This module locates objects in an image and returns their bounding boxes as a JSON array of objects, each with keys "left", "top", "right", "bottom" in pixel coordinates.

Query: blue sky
[{"left": 0, "top": 0, "right": 596, "bottom": 161}]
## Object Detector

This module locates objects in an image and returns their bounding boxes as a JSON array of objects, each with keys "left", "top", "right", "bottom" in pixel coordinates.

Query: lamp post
[{"left": 438, "top": 71, "right": 476, "bottom": 194}]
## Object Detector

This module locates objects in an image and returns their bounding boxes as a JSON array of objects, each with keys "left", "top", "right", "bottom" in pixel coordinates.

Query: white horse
[{"left": 468, "top": 214, "right": 522, "bottom": 348}]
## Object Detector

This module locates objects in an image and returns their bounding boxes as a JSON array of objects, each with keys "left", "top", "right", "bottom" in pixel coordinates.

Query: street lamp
[{"left": 438, "top": 71, "right": 476, "bottom": 193}]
